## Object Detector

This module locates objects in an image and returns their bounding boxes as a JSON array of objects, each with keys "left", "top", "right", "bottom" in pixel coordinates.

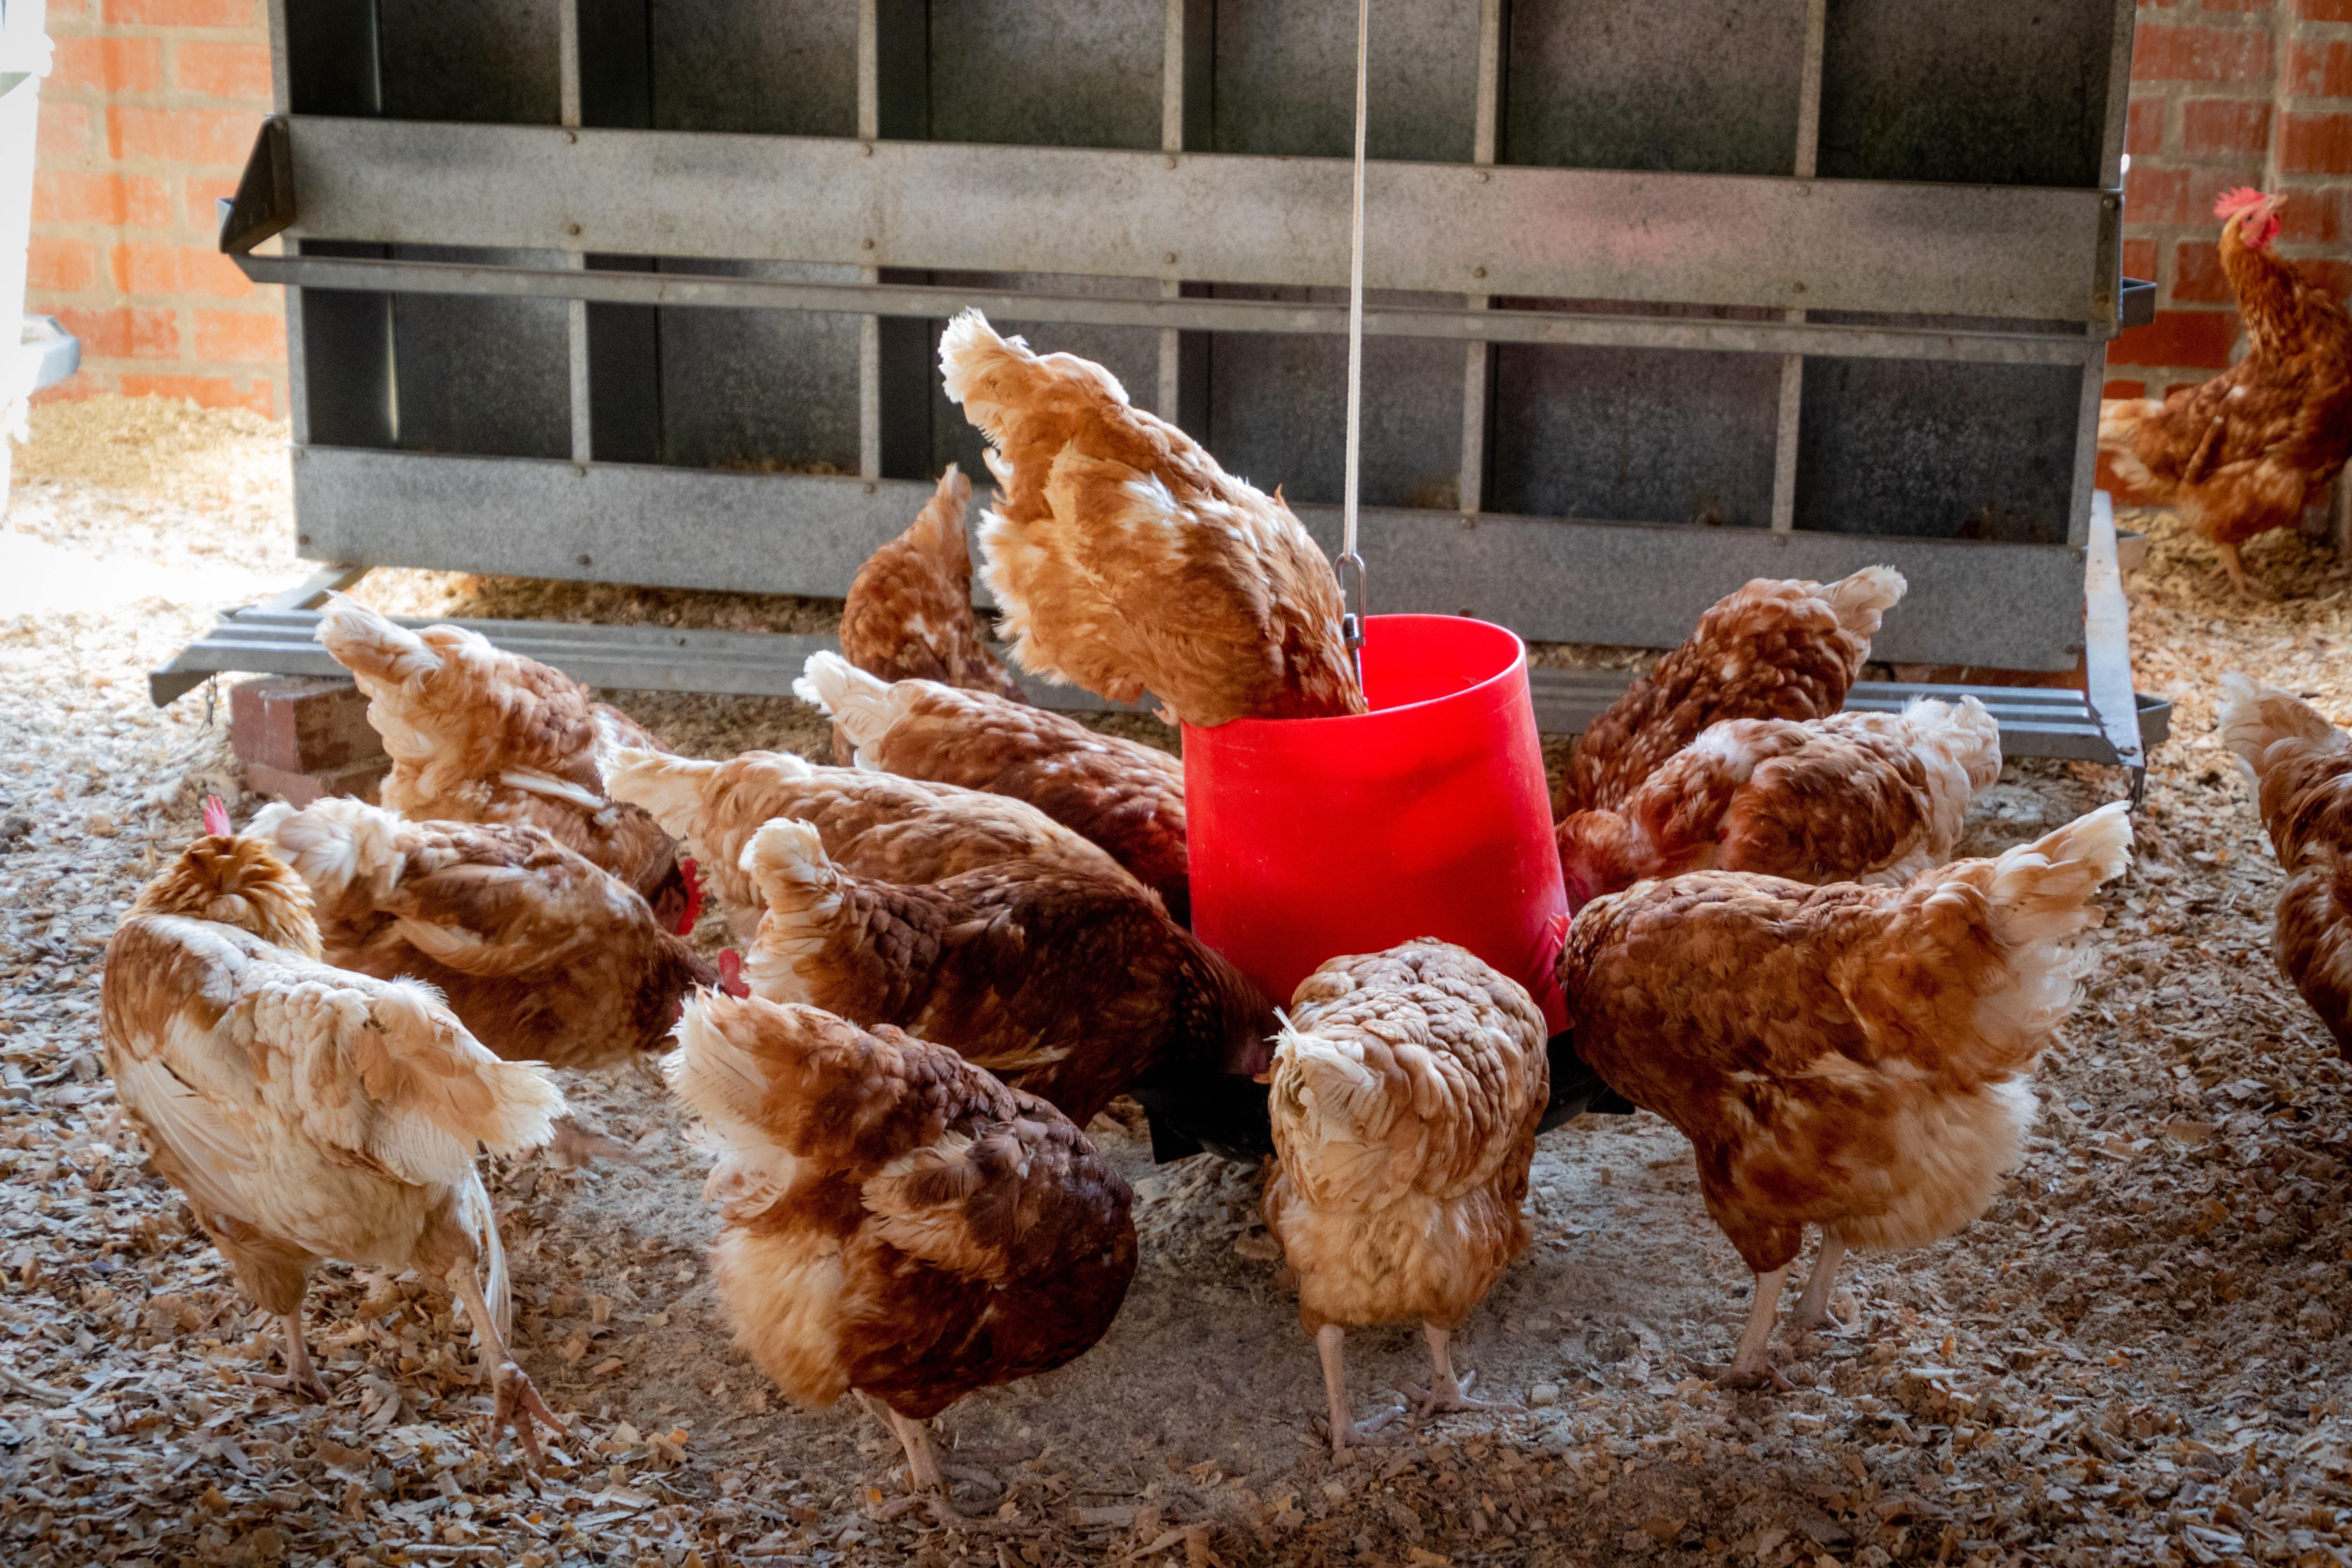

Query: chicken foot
[
  {"left": 1400, "top": 1325, "right": 1522, "bottom": 1421},
  {"left": 870, "top": 1400, "right": 1005, "bottom": 1525},
  {"left": 1792, "top": 1231, "right": 1849, "bottom": 1333},
  {"left": 2212, "top": 539, "right": 2275, "bottom": 600},
  {"left": 278, "top": 1311, "right": 329, "bottom": 1402},
  {"left": 451, "top": 1269, "right": 567, "bottom": 1469},
  {"left": 1314, "top": 1325, "right": 1403, "bottom": 1463},
  {"left": 1724, "top": 1265, "right": 1798, "bottom": 1391}
]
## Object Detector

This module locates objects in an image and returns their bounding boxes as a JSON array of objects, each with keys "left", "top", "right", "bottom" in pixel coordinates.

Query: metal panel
[
  {"left": 644, "top": 0, "right": 858, "bottom": 137},
  {"left": 374, "top": 0, "right": 560, "bottom": 126},
  {"left": 386, "top": 243, "right": 570, "bottom": 460},
  {"left": 1503, "top": 0, "right": 1809, "bottom": 177},
  {"left": 931, "top": 0, "right": 1163, "bottom": 151},
  {"left": 286, "top": 447, "right": 2090, "bottom": 668},
  {"left": 648, "top": 258, "right": 864, "bottom": 474},
  {"left": 275, "top": 117, "right": 2119, "bottom": 324},
  {"left": 1209, "top": 0, "right": 1482, "bottom": 164},
  {"left": 1794, "top": 355, "right": 2082, "bottom": 544}
]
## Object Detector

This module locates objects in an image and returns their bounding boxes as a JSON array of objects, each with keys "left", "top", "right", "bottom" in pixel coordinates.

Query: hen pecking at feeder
[{"left": 938, "top": 309, "right": 1366, "bottom": 728}]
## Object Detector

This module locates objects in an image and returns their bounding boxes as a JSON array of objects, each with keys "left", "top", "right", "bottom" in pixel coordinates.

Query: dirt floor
[{"left": 3, "top": 396, "right": 2352, "bottom": 1568}]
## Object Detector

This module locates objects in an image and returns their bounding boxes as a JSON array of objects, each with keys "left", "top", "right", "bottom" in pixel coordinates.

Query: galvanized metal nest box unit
[{"left": 161, "top": 0, "right": 2165, "bottom": 780}]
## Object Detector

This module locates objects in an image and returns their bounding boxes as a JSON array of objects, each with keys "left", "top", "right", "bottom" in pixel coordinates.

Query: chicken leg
[
  {"left": 1314, "top": 1325, "right": 1402, "bottom": 1462},
  {"left": 867, "top": 1399, "right": 1003, "bottom": 1524},
  {"left": 1724, "top": 1265, "right": 1797, "bottom": 1391},
  {"left": 2213, "top": 539, "right": 2275, "bottom": 599},
  {"left": 279, "top": 1311, "right": 329, "bottom": 1402},
  {"left": 1792, "top": 1230, "right": 1849, "bottom": 1333},
  {"left": 1401, "top": 1324, "right": 1521, "bottom": 1420},
  {"left": 450, "top": 1268, "right": 566, "bottom": 1468}
]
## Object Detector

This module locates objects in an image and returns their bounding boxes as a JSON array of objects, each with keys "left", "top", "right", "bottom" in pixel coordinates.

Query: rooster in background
[
  {"left": 1561, "top": 568, "right": 1906, "bottom": 814},
  {"left": 796, "top": 653, "right": 1192, "bottom": 925},
  {"left": 2100, "top": 189, "right": 2352, "bottom": 595},
  {"left": 315, "top": 595, "right": 701, "bottom": 933},
  {"left": 735, "top": 818, "right": 1272, "bottom": 1133},
  {"left": 103, "top": 801, "right": 569, "bottom": 1460},
  {"left": 606, "top": 744, "right": 1138, "bottom": 939},
  {"left": 1558, "top": 802, "right": 2131, "bottom": 1387},
  {"left": 939, "top": 310, "right": 1365, "bottom": 728},
  {"left": 2218, "top": 674, "right": 2352, "bottom": 1051},
  {"left": 671, "top": 990, "right": 1134, "bottom": 1519},
  {"left": 1264, "top": 942, "right": 1548, "bottom": 1459},
  {"left": 1556, "top": 698, "right": 2002, "bottom": 913}
]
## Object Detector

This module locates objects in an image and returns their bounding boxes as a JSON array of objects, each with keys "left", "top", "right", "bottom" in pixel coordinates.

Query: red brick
[
  {"left": 230, "top": 677, "right": 384, "bottom": 774},
  {"left": 34, "top": 170, "right": 172, "bottom": 228},
  {"left": 116, "top": 372, "right": 275, "bottom": 415},
  {"left": 2302, "top": 0, "right": 2352, "bottom": 18},
  {"left": 2127, "top": 101, "right": 2167, "bottom": 156},
  {"left": 2103, "top": 379, "right": 2148, "bottom": 399},
  {"left": 2175, "top": 239, "right": 2232, "bottom": 301},
  {"left": 107, "top": 106, "right": 261, "bottom": 167},
  {"left": 2125, "top": 162, "right": 2195, "bottom": 224},
  {"left": 2280, "top": 112, "right": 2352, "bottom": 174},
  {"left": 2181, "top": 99, "right": 2272, "bottom": 158},
  {"left": 242, "top": 758, "right": 389, "bottom": 810},
  {"left": 176, "top": 41, "right": 273, "bottom": 102},
  {"left": 184, "top": 175, "right": 241, "bottom": 230},
  {"left": 27, "top": 237, "right": 99, "bottom": 294},
  {"left": 47, "top": 0, "right": 93, "bottom": 21},
  {"left": 101, "top": 0, "right": 256, "bottom": 24},
  {"left": 2202, "top": 0, "right": 2269, "bottom": 10},
  {"left": 2276, "top": 185, "right": 2347, "bottom": 243},
  {"left": 2132, "top": 23, "right": 2274, "bottom": 83},
  {"left": 2108, "top": 307, "right": 2242, "bottom": 368},
  {"left": 193, "top": 307, "right": 283, "bottom": 362},
  {"left": 36, "top": 99, "right": 93, "bottom": 162},
  {"left": 49, "top": 36, "right": 163, "bottom": 95},
  {"left": 2123, "top": 238, "right": 2159, "bottom": 281},
  {"left": 110, "top": 241, "right": 255, "bottom": 300},
  {"left": 2288, "top": 40, "right": 2352, "bottom": 96},
  {"left": 56, "top": 305, "right": 181, "bottom": 361}
]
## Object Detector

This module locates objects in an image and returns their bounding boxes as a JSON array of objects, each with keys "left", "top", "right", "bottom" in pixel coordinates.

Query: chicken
[
  {"left": 736, "top": 818, "right": 1272, "bottom": 1129},
  {"left": 1263, "top": 941, "right": 1549, "bottom": 1459},
  {"left": 250, "top": 796, "right": 733, "bottom": 1073},
  {"left": 2100, "top": 189, "right": 2352, "bottom": 595},
  {"left": 606, "top": 744, "right": 1139, "bottom": 940},
  {"left": 1556, "top": 697, "right": 2003, "bottom": 913},
  {"left": 1561, "top": 567, "right": 1907, "bottom": 814},
  {"left": 671, "top": 991, "right": 1134, "bottom": 1518},
  {"left": 796, "top": 651, "right": 1192, "bottom": 925},
  {"left": 839, "top": 463, "right": 1026, "bottom": 707},
  {"left": 1556, "top": 803, "right": 2129, "bottom": 1386},
  {"left": 2218, "top": 674, "right": 2352, "bottom": 1052},
  {"left": 315, "top": 594, "right": 700, "bottom": 932},
  {"left": 102, "top": 799, "right": 568, "bottom": 1459},
  {"left": 939, "top": 309, "right": 1365, "bottom": 727}
]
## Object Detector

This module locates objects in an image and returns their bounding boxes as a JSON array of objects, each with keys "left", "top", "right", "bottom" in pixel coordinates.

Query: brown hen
[
  {"left": 737, "top": 818, "right": 1271, "bottom": 1127},
  {"left": 839, "top": 463, "right": 1026, "bottom": 701},
  {"left": 939, "top": 309, "right": 1365, "bottom": 727},
  {"left": 251, "top": 797, "right": 726, "bottom": 1073},
  {"left": 2101, "top": 189, "right": 2352, "bottom": 595},
  {"left": 1556, "top": 696, "right": 2001, "bottom": 913},
  {"left": 1558, "top": 803, "right": 2130, "bottom": 1387},
  {"left": 315, "top": 594, "right": 696, "bottom": 931},
  {"left": 606, "top": 743, "right": 1138, "bottom": 939},
  {"left": 671, "top": 991, "right": 1134, "bottom": 1517},
  {"left": 1562, "top": 567, "right": 1906, "bottom": 813},
  {"left": 2218, "top": 674, "right": 2352, "bottom": 1052},
  {"left": 103, "top": 802, "right": 568, "bottom": 1459},
  {"left": 796, "top": 652, "right": 1191, "bottom": 925},
  {"left": 1264, "top": 941, "right": 1549, "bottom": 1459}
]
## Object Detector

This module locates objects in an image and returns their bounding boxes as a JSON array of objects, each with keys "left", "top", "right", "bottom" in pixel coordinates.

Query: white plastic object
[{"left": 0, "top": 1, "right": 51, "bottom": 512}]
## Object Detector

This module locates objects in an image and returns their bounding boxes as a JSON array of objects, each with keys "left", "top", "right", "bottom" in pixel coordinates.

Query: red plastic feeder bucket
[{"left": 1183, "top": 614, "right": 1569, "bottom": 1030}]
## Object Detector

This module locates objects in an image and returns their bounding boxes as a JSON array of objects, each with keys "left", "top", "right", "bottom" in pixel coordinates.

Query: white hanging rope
[{"left": 1335, "top": 0, "right": 1370, "bottom": 674}]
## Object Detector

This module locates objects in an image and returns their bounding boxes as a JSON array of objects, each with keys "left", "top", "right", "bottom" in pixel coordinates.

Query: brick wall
[
  {"left": 28, "top": 0, "right": 282, "bottom": 416},
  {"left": 2109, "top": 0, "right": 2352, "bottom": 406}
]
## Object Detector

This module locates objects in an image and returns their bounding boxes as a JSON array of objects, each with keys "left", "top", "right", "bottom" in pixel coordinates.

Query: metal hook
[{"left": 1336, "top": 550, "right": 1366, "bottom": 681}]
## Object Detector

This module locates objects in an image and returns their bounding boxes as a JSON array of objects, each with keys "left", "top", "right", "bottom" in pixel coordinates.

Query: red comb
[
  {"left": 717, "top": 949, "right": 749, "bottom": 999},
  {"left": 676, "top": 857, "right": 705, "bottom": 936},
  {"left": 201, "top": 796, "right": 231, "bottom": 837},
  {"left": 2215, "top": 186, "right": 2269, "bottom": 218}
]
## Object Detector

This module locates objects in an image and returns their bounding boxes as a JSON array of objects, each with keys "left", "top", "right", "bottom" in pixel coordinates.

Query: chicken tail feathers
[
  {"left": 912, "top": 463, "right": 972, "bottom": 558},
  {"left": 251, "top": 796, "right": 407, "bottom": 901},
  {"left": 741, "top": 817, "right": 842, "bottom": 913},
  {"left": 2219, "top": 671, "right": 2345, "bottom": 777},
  {"left": 793, "top": 652, "right": 907, "bottom": 764},
  {"left": 1981, "top": 800, "right": 2134, "bottom": 950},
  {"left": 315, "top": 593, "right": 441, "bottom": 686},
  {"left": 604, "top": 746, "right": 722, "bottom": 839},
  {"left": 2096, "top": 397, "right": 2162, "bottom": 452},
  {"left": 1820, "top": 566, "right": 1907, "bottom": 642}
]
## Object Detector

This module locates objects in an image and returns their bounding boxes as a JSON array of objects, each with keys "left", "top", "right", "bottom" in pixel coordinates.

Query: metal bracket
[
  {"left": 216, "top": 115, "right": 294, "bottom": 258},
  {"left": 2082, "top": 488, "right": 2149, "bottom": 804}
]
